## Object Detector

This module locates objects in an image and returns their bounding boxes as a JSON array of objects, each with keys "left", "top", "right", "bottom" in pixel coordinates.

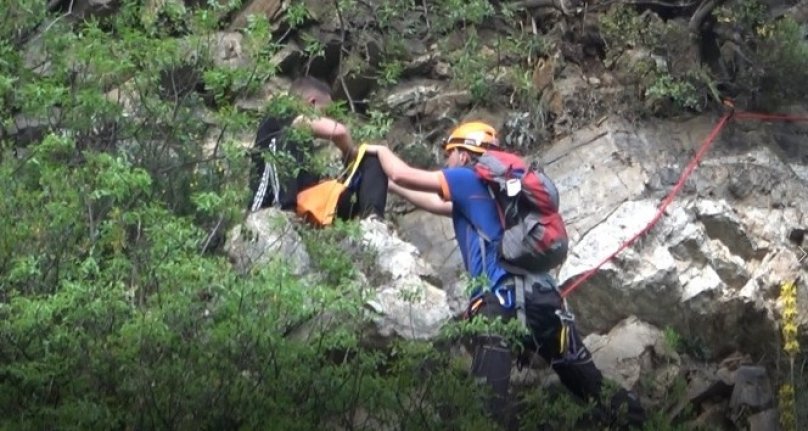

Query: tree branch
[
  {"left": 333, "top": 0, "right": 356, "bottom": 113},
  {"left": 34, "top": 0, "right": 75, "bottom": 43},
  {"left": 200, "top": 215, "right": 224, "bottom": 255},
  {"left": 513, "top": 0, "right": 564, "bottom": 10},
  {"left": 689, "top": 0, "right": 723, "bottom": 34},
  {"left": 422, "top": 0, "right": 431, "bottom": 30}
]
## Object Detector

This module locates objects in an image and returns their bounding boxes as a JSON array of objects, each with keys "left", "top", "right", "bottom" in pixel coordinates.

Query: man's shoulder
[
  {"left": 441, "top": 166, "right": 477, "bottom": 178},
  {"left": 442, "top": 167, "right": 483, "bottom": 189},
  {"left": 258, "top": 115, "right": 294, "bottom": 131},
  {"left": 255, "top": 115, "right": 294, "bottom": 148},
  {"left": 441, "top": 167, "right": 491, "bottom": 203}
]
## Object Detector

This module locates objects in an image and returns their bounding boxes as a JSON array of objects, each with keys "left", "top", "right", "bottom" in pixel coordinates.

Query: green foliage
[
  {"left": 645, "top": 73, "right": 701, "bottom": 112},
  {"left": 284, "top": 1, "right": 311, "bottom": 29},
  {"left": 434, "top": 0, "right": 495, "bottom": 31},
  {"left": 599, "top": 5, "right": 662, "bottom": 54},
  {"left": 376, "top": 0, "right": 417, "bottom": 30},
  {"left": 503, "top": 32, "right": 548, "bottom": 65},
  {"left": 0, "top": 2, "right": 421, "bottom": 428},
  {"left": 300, "top": 219, "right": 364, "bottom": 286},
  {"left": 448, "top": 31, "right": 496, "bottom": 105},
  {"left": 714, "top": 0, "right": 768, "bottom": 31},
  {"left": 663, "top": 326, "right": 682, "bottom": 352},
  {"left": 378, "top": 58, "right": 404, "bottom": 86},
  {"left": 598, "top": 4, "right": 710, "bottom": 115},
  {"left": 638, "top": 374, "right": 714, "bottom": 431},
  {"left": 301, "top": 31, "right": 326, "bottom": 59},
  {"left": 352, "top": 109, "right": 394, "bottom": 143},
  {"left": 754, "top": 17, "right": 808, "bottom": 105},
  {"left": 599, "top": 1, "right": 808, "bottom": 115},
  {"left": 340, "top": 0, "right": 499, "bottom": 95},
  {"left": 517, "top": 388, "right": 591, "bottom": 430}
]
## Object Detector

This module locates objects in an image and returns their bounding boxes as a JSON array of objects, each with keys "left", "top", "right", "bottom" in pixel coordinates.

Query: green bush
[
  {"left": 0, "top": 1, "right": 723, "bottom": 429},
  {"left": 0, "top": 2, "right": 503, "bottom": 429},
  {"left": 754, "top": 18, "right": 808, "bottom": 106}
]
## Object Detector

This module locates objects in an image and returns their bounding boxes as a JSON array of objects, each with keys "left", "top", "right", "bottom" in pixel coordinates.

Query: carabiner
[{"left": 494, "top": 286, "right": 514, "bottom": 308}]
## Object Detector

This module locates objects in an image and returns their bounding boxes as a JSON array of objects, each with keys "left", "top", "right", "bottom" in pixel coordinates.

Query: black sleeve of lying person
[{"left": 249, "top": 116, "right": 320, "bottom": 211}]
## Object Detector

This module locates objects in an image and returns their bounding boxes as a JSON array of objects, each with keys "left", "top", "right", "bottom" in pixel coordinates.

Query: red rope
[
  {"left": 734, "top": 112, "right": 808, "bottom": 122},
  {"left": 560, "top": 111, "right": 736, "bottom": 298},
  {"left": 560, "top": 108, "right": 808, "bottom": 298}
]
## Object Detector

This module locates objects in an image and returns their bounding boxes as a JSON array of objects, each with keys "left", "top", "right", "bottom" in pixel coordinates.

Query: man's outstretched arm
[
  {"left": 366, "top": 145, "right": 444, "bottom": 194},
  {"left": 294, "top": 116, "right": 355, "bottom": 159},
  {"left": 388, "top": 181, "right": 452, "bottom": 216}
]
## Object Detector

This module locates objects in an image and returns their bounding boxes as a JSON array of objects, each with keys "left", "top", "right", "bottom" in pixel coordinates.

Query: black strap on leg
[{"left": 514, "top": 276, "right": 528, "bottom": 326}]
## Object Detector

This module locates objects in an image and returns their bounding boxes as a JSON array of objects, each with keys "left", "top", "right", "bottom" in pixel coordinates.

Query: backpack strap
[
  {"left": 477, "top": 229, "right": 489, "bottom": 276},
  {"left": 480, "top": 184, "right": 531, "bottom": 326},
  {"left": 513, "top": 276, "right": 528, "bottom": 327},
  {"left": 342, "top": 144, "right": 367, "bottom": 187},
  {"left": 473, "top": 223, "right": 529, "bottom": 327},
  {"left": 485, "top": 185, "right": 507, "bottom": 227}
]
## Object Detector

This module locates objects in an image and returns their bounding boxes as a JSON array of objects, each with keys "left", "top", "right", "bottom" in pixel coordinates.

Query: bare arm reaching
[
  {"left": 294, "top": 115, "right": 355, "bottom": 159},
  {"left": 366, "top": 145, "right": 443, "bottom": 194},
  {"left": 389, "top": 181, "right": 452, "bottom": 216}
]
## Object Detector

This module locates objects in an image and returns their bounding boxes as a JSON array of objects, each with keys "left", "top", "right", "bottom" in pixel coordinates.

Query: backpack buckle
[{"left": 505, "top": 178, "right": 521, "bottom": 196}]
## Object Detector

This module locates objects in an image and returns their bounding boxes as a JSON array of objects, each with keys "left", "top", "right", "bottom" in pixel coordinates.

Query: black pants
[
  {"left": 334, "top": 154, "right": 388, "bottom": 220},
  {"left": 249, "top": 137, "right": 387, "bottom": 219},
  {"left": 470, "top": 287, "right": 646, "bottom": 430}
]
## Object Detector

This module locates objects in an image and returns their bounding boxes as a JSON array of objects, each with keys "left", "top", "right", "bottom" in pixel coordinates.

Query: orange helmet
[{"left": 443, "top": 121, "right": 499, "bottom": 154}]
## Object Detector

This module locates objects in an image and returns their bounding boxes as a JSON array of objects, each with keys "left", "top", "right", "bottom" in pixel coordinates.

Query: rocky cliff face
[
  {"left": 550, "top": 116, "right": 808, "bottom": 356},
  {"left": 6, "top": 1, "right": 808, "bottom": 429},
  {"left": 226, "top": 112, "right": 807, "bottom": 428},
  {"left": 51, "top": 0, "right": 806, "bottom": 427}
]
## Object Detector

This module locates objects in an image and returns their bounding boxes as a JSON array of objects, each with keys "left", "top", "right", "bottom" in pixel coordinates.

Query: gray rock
[
  {"left": 747, "top": 408, "right": 780, "bottom": 431},
  {"left": 359, "top": 217, "right": 433, "bottom": 281},
  {"left": 584, "top": 316, "right": 678, "bottom": 390},
  {"left": 396, "top": 210, "right": 464, "bottom": 285},
  {"left": 224, "top": 208, "right": 311, "bottom": 276},
  {"left": 729, "top": 366, "right": 774, "bottom": 411},
  {"left": 695, "top": 200, "right": 761, "bottom": 261},
  {"left": 368, "top": 280, "right": 452, "bottom": 341},
  {"left": 70, "top": 0, "right": 120, "bottom": 19},
  {"left": 380, "top": 80, "right": 470, "bottom": 119},
  {"left": 358, "top": 218, "right": 454, "bottom": 341},
  {"left": 540, "top": 116, "right": 806, "bottom": 360},
  {"left": 230, "top": 0, "right": 285, "bottom": 30},
  {"left": 543, "top": 136, "right": 648, "bottom": 243},
  {"left": 235, "top": 76, "right": 293, "bottom": 111},
  {"left": 384, "top": 81, "right": 443, "bottom": 113},
  {"left": 211, "top": 32, "right": 249, "bottom": 69}
]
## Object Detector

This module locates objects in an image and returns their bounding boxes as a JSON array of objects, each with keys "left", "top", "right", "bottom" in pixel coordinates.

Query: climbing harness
[{"left": 555, "top": 301, "right": 578, "bottom": 359}]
